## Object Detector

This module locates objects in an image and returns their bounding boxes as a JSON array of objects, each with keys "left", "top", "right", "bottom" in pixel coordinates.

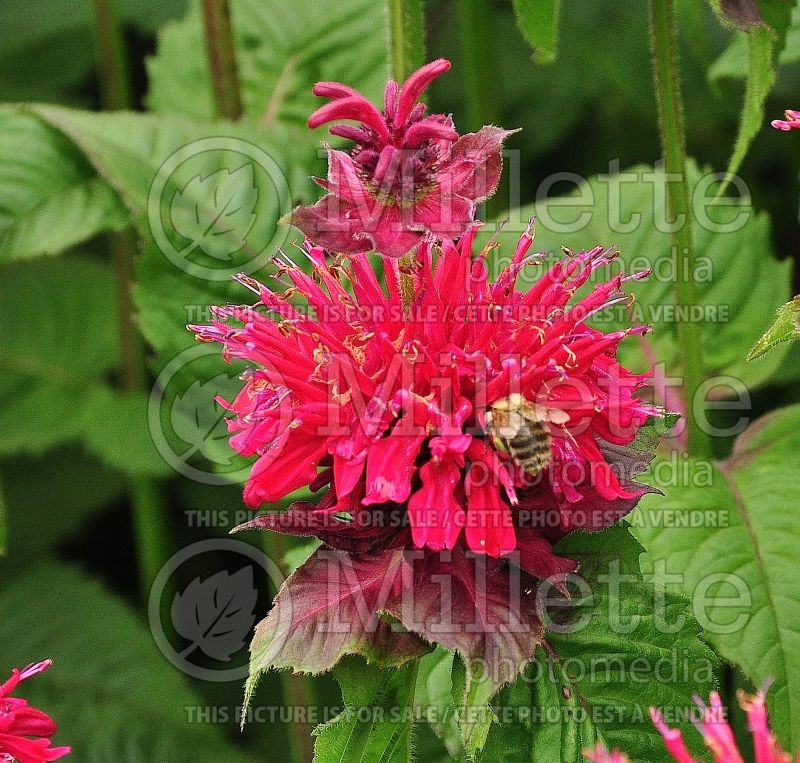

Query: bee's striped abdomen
[{"left": 507, "top": 421, "right": 552, "bottom": 476}]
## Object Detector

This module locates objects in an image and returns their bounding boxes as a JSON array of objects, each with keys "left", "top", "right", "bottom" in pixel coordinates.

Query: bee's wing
[{"left": 525, "top": 403, "right": 570, "bottom": 425}]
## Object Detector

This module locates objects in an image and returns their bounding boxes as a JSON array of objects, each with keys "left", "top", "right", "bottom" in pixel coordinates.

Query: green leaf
[
  {"left": 633, "top": 403, "right": 800, "bottom": 749},
  {"left": 479, "top": 161, "right": 794, "bottom": 392},
  {"left": 19, "top": 106, "right": 319, "bottom": 481},
  {"left": 0, "top": 560, "right": 256, "bottom": 762},
  {"left": 480, "top": 652, "right": 605, "bottom": 763},
  {"left": 511, "top": 0, "right": 562, "bottom": 64},
  {"left": 0, "top": 108, "right": 127, "bottom": 261},
  {"left": 314, "top": 657, "right": 418, "bottom": 763},
  {"left": 23, "top": 105, "right": 307, "bottom": 364},
  {"left": 0, "top": 0, "right": 187, "bottom": 103},
  {"left": 748, "top": 295, "right": 800, "bottom": 359},
  {"left": 0, "top": 256, "right": 119, "bottom": 455},
  {"left": 170, "top": 165, "right": 259, "bottom": 261},
  {"left": 712, "top": 0, "right": 795, "bottom": 195},
  {"left": 634, "top": 413, "right": 682, "bottom": 453},
  {"left": 146, "top": 0, "right": 389, "bottom": 142},
  {"left": 0, "top": 255, "right": 165, "bottom": 476},
  {"left": 414, "top": 649, "right": 466, "bottom": 760},
  {"left": 480, "top": 526, "right": 717, "bottom": 763}
]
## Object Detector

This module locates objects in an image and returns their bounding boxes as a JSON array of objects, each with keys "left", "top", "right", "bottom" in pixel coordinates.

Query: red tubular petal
[
  {"left": 329, "top": 125, "right": 369, "bottom": 142},
  {"left": 243, "top": 434, "right": 326, "bottom": 506},
  {"left": 363, "top": 433, "right": 425, "bottom": 505},
  {"left": 384, "top": 79, "right": 399, "bottom": 120},
  {"left": 407, "top": 460, "right": 465, "bottom": 551},
  {"left": 308, "top": 97, "right": 390, "bottom": 144},
  {"left": 333, "top": 453, "right": 365, "bottom": 499},
  {"left": 403, "top": 119, "right": 459, "bottom": 148},
  {"left": 313, "top": 81, "right": 363, "bottom": 99},
  {"left": 650, "top": 708, "right": 697, "bottom": 763},
  {"left": 395, "top": 58, "right": 451, "bottom": 127},
  {"left": 584, "top": 745, "right": 629, "bottom": 763},
  {"left": 7, "top": 706, "right": 57, "bottom": 737},
  {"left": 0, "top": 733, "right": 71, "bottom": 763},
  {"left": 465, "top": 462, "right": 516, "bottom": 556}
]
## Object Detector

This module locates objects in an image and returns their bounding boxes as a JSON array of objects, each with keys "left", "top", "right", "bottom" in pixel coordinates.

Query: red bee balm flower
[
  {"left": 0, "top": 660, "right": 70, "bottom": 763},
  {"left": 586, "top": 687, "right": 796, "bottom": 763},
  {"left": 191, "top": 227, "right": 660, "bottom": 699},
  {"left": 286, "top": 59, "right": 514, "bottom": 257},
  {"left": 192, "top": 226, "right": 657, "bottom": 560},
  {"left": 771, "top": 109, "right": 800, "bottom": 131}
]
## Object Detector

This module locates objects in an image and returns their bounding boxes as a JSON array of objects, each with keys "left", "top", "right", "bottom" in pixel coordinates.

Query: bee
[{"left": 484, "top": 394, "right": 570, "bottom": 476}]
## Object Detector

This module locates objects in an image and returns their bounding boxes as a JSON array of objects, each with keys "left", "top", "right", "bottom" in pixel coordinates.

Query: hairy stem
[
  {"left": 93, "top": 0, "right": 131, "bottom": 111},
  {"left": 649, "top": 0, "right": 711, "bottom": 456},
  {"left": 201, "top": 0, "right": 244, "bottom": 120}
]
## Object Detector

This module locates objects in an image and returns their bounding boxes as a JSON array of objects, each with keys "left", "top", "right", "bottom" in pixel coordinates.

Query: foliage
[
  {"left": 748, "top": 295, "right": 800, "bottom": 359},
  {"left": 634, "top": 404, "right": 800, "bottom": 749},
  {"left": 511, "top": 0, "right": 562, "bottom": 64}
]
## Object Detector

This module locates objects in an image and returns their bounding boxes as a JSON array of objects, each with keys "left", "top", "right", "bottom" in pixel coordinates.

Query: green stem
[
  {"left": 92, "top": 0, "right": 171, "bottom": 598},
  {"left": 201, "top": 0, "right": 244, "bottom": 120},
  {"left": 649, "top": 0, "right": 711, "bottom": 457},
  {"left": 388, "top": 0, "right": 425, "bottom": 81},
  {"left": 92, "top": 0, "right": 131, "bottom": 111},
  {"left": 388, "top": 0, "right": 426, "bottom": 303}
]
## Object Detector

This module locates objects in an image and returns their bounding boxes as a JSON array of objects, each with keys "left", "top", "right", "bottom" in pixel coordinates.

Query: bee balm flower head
[
  {"left": 0, "top": 660, "right": 70, "bottom": 763},
  {"left": 191, "top": 225, "right": 659, "bottom": 572},
  {"left": 286, "top": 59, "right": 514, "bottom": 258}
]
